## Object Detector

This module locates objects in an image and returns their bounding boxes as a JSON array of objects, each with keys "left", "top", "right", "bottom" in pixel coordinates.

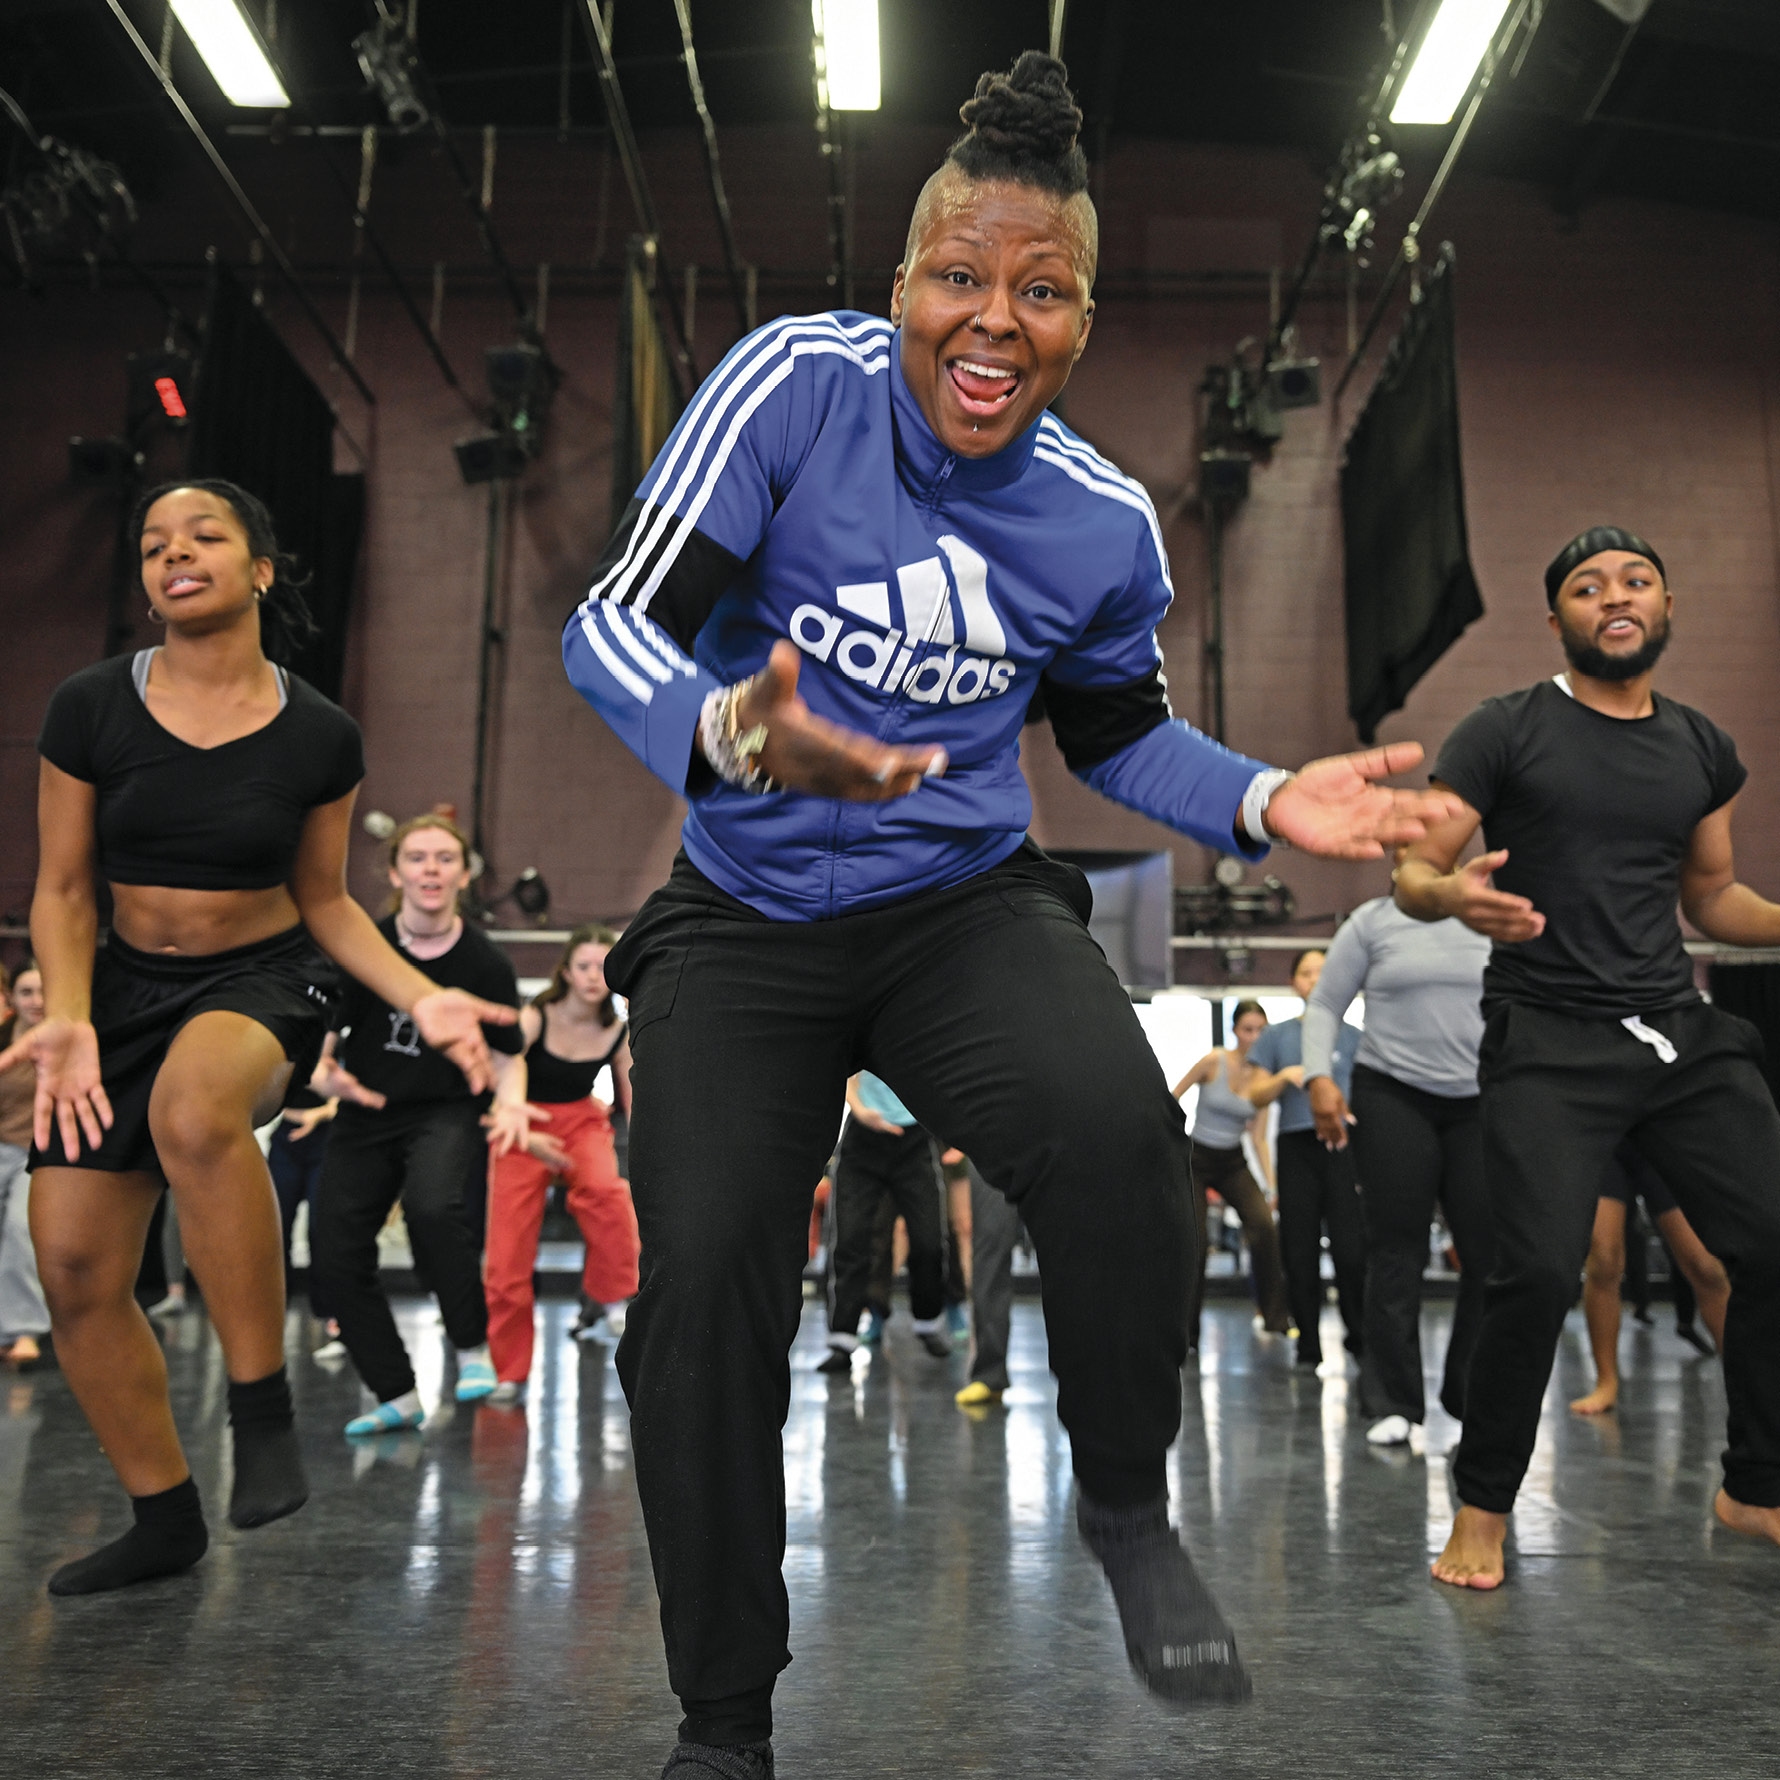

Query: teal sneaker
[
  {"left": 345, "top": 1400, "right": 425, "bottom": 1437},
  {"left": 455, "top": 1355, "right": 497, "bottom": 1401}
]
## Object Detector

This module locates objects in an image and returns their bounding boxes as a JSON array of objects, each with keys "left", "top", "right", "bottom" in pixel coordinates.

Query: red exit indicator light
[{"left": 154, "top": 375, "right": 188, "bottom": 419}]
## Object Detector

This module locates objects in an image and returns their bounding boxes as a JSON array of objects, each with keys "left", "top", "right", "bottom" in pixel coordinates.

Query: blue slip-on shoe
[
  {"left": 345, "top": 1401, "right": 425, "bottom": 1437},
  {"left": 455, "top": 1356, "right": 497, "bottom": 1401}
]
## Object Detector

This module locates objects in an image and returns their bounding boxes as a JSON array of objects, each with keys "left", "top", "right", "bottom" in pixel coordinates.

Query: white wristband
[{"left": 1240, "top": 769, "right": 1294, "bottom": 848}]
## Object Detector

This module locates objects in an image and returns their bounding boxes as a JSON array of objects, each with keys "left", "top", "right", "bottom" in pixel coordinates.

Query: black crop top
[
  {"left": 526, "top": 1023, "right": 626, "bottom": 1104},
  {"left": 38, "top": 653, "right": 365, "bottom": 891}
]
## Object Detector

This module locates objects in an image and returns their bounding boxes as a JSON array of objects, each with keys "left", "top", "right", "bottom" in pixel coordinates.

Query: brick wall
[{"left": 3, "top": 127, "right": 1776, "bottom": 963}]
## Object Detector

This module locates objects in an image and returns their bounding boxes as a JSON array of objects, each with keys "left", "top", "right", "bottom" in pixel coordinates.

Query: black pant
[
  {"left": 311, "top": 1100, "right": 490, "bottom": 1403},
  {"left": 826, "top": 1120, "right": 947, "bottom": 1340},
  {"left": 1456, "top": 1000, "right": 1780, "bottom": 1514},
  {"left": 1349, "top": 1065, "right": 1495, "bottom": 1424},
  {"left": 1275, "top": 1127, "right": 1365, "bottom": 1364},
  {"left": 607, "top": 845, "right": 1191, "bottom": 1736},
  {"left": 967, "top": 1160, "right": 1025, "bottom": 1390},
  {"left": 269, "top": 1120, "right": 333, "bottom": 1320},
  {"left": 1185, "top": 1139, "right": 1289, "bottom": 1344}
]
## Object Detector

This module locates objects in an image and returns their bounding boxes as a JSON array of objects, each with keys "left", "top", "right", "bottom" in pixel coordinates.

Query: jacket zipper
[{"left": 826, "top": 455, "right": 958, "bottom": 917}]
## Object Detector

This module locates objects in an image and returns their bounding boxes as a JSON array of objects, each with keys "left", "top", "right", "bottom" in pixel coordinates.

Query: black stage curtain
[
  {"left": 1707, "top": 963, "right": 1780, "bottom": 1108},
  {"left": 1340, "top": 246, "right": 1483, "bottom": 742},
  {"left": 186, "top": 263, "right": 362, "bottom": 701}
]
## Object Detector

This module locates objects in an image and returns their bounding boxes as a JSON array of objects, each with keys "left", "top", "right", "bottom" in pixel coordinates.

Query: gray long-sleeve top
[{"left": 1301, "top": 896, "right": 1492, "bottom": 1098}]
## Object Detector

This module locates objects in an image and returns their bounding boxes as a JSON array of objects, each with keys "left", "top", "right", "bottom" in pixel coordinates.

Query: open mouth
[
  {"left": 946, "top": 356, "right": 1022, "bottom": 418},
  {"left": 163, "top": 575, "right": 208, "bottom": 597},
  {"left": 1598, "top": 616, "right": 1643, "bottom": 642}
]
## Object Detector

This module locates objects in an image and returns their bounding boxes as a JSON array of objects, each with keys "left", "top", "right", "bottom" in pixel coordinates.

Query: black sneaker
[
  {"left": 661, "top": 1741, "right": 774, "bottom": 1778},
  {"left": 815, "top": 1346, "right": 853, "bottom": 1374}
]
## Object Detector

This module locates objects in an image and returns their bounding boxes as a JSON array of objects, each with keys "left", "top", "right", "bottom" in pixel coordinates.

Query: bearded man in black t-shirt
[{"left": 1395, "top": 525, "right": 1780, "bottom": 1589}]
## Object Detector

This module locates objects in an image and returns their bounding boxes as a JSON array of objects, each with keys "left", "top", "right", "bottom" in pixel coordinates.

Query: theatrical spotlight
[
  {"left": 486, "top": 342, "right": 560, "bottom": 460},
  {"left": 454, "top": 432, "right": 530, "bottom": 486},
  {"left": 354, "top": 6, "right": 430, "bottom": 135},
  {"left": 68, "top": 436, "right": 142, "bottom": 485},
  {"left": 481, "top": 867, "right": 552, "bottom": 926}
]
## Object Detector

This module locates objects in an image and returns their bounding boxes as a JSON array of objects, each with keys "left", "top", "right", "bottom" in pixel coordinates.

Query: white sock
[
  {"left": 454, "top": 1345, "right": 491, "bottom": 1367},
  {"left": 384, "top": 1389, "right": 423, "bottom": 1417}
]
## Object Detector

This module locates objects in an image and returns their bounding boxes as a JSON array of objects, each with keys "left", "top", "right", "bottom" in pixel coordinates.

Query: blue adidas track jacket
[{"left": 563, "top": 310, "right": 1275, "bottom": 921}]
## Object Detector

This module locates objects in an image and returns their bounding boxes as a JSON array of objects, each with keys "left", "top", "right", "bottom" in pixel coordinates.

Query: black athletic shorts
[
  {"left": 1599, "top": 1140, "right": 1679, "bottom": 1219},
  {"left": 30, "top": 925, "right": 339, "bottom": 1175}
]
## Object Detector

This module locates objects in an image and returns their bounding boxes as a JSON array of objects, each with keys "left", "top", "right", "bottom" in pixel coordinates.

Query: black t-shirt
[
  {"left": 1434, "top": 678, "right": 1746, "bottom": 1015},
  {"left": 335, "top": 916, "right": 523, "bottom": 1106},
  {"left": 38, "top": 653, "right": 364, "bottom": 890}
]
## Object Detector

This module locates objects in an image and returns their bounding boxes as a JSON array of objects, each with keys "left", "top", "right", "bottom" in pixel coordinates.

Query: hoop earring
[{"left": 147, "top": 606, "right": 166, "bottom": 625}]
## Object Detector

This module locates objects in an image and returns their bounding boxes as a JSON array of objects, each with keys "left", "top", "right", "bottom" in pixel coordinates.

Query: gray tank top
[{"left": 1190, "top": 1055, "right": 1254, "bottom": 1150}]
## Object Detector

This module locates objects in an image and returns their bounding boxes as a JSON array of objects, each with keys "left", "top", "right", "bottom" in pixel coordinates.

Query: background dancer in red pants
[{"left": 484, "top": 925, "right": 638, "bottom": 1402}]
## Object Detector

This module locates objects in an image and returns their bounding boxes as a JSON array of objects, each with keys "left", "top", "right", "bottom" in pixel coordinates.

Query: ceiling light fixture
[
  {"left": 813, "top": 0, "right": 880, "bottom": 112},
  {"left": 1390, "top": 0, "right": 1513, "bottom": 126},
  {"left": 168, "top": 0, "right": 289, "bottom": 108}
]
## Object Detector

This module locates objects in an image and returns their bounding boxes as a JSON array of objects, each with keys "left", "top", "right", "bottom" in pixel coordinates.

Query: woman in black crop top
[
  {"left": 483, "top": 924, "right": 638, "bottom": 1398},
  {"left": 1, "top": 480, "right": 514, "bottom": 1598}
]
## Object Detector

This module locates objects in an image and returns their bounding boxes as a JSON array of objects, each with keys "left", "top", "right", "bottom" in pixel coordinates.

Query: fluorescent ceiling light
[
  {"left": 169, "top": 0, "right": 290, "bottom": 109},
  {"left": 814, "top": 0, "right": 880, "bottom": 112},
  {"left": 1390, "top": 0, "right": 1513, "bottom": 125}
]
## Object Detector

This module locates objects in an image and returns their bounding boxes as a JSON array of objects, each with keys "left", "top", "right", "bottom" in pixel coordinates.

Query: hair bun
[{"left": 959, "top": 51, "right": 1083, "bottom": 166}]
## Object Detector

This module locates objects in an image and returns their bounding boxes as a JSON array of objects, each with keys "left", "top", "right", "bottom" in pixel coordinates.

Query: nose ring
[{"left": 972, "top": 314, "right": 983, "bottom": 329}]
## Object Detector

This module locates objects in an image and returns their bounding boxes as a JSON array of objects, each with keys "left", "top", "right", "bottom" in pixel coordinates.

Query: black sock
[
  {"left": 227, "top": 1367, "right": 309, "bottom": 1530},
  {"left": 1077, "top": 1492, "right": 1252, "bottom": 1705},
  {"left": 48, "top": 1478, "right": 208, "bottom": 1597},
  {"left": 661, "top": 1744, "right": 774, "bottom": 1779}
]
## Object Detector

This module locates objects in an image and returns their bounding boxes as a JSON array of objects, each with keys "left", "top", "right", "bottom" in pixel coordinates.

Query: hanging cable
[
  {"left": 671, "top": 0, "right": 750, "bottom": 335},
  {"left": 103, "top": 0, "right": 376, "bottom": 414}
]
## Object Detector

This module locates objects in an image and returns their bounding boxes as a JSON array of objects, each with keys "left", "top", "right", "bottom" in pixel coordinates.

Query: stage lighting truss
[
  {"left": 354, "top": 5, "right": 431, "bottom": 135},
  {"left": 1320, "top": 126, "right": 1406, "bottom": 266}
]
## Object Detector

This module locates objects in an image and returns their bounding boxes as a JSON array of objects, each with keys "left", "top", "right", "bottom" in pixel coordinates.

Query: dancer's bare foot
[
  {"left": 1431, "top": 1505, "right": 1506, "bottom": 1589},
  {"left": 8, "top": 1336, "right": 40, "bottom": 1364},
  {"left": 1715, "top": 1489, "right": 1780, "bottom": 1546},
  {"left": 1569, "top": 1377, "right": 1618, "bottom": 1416}
]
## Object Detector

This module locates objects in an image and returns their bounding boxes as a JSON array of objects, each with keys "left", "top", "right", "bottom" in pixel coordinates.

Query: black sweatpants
[
  {"left": 968, "top": 1159, "right": 1025, "bottom": 1391},
  {"left": 606, "top": 845, "right": 1192, "bottom": 1741},
  {"left": 269, "top": 1118, "right": 334, "bottom": 1321},
  {"left": 1275, "top": 1128, "right": 1366, "bottom": 1365},
  {"left": 1456, "top": 1000, "right": 1780, "bottom": 1514},
  {"left": 826, "top": 1120, "right": 947, "bottom": 1341},
  {"left": 311, "top": 1100, "right": 490, "bottom": 1403},
  {"left": 1349, "top": 1065, "right": 1495, "bottom": 1424}
]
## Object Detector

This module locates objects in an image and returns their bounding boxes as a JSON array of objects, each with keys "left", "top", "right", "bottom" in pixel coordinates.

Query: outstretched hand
[
  {"left": 311, "top": 1053, "right": 388, "bottom": 1110},
  {"left": 0, "top": 1018, "right": 113, "bottom": 1158},
  {"left": 412, "top": 990, "right": 519, "bottom": 1096},
  {"left": 1439, "top": 850, "right": 1546, "bottom": 942},
  {"left": 1264, "top": 744, "right": 1465, "bottom": 860},
  {"left": 732, "top": 642, "right": 947, "bottom": 802},
  {"left": 484, "top": 1099, "right": 561, "bottom": 1162}
]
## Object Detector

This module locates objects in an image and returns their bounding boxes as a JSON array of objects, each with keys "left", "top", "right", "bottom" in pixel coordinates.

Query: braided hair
[
  {"left": 131, "top": 477, "right": 320, "bottom": 667},
  {"left": 948, "top": 51, "right": 1089, "bottom": 197},
  {"left": 905, "top": 52, "right": 1097, "bottom": 279}
]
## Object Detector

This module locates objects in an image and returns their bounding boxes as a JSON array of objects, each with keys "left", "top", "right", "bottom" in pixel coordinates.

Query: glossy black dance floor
[{"left": 1, "top": 1295, "right": 1774, "bottom": 1778}]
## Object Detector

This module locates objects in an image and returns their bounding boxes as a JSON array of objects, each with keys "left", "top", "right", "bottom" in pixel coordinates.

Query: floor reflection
[{"left": 0, "top": 1294, "right": 1766, "bottom": 1778}]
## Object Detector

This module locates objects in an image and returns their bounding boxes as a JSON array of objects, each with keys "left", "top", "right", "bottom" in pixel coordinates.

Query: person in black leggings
[
  {"left": 1245, "top": 949, "right": 1365, "bottom": 1370},
  {"left": 1172, "top": 999, "right": 1290, "bottom": 1348},
  {"left": 1304, "top": 892, "right": 1497, "bottom": 1447},
  {"left": 310, "top": 813, "right": 523, "bottom": 1435}
]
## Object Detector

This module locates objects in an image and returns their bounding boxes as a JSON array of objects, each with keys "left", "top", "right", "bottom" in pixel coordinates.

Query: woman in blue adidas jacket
[{"left": 563, "top": 55, "right": 1455, "bottom": 1779}]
